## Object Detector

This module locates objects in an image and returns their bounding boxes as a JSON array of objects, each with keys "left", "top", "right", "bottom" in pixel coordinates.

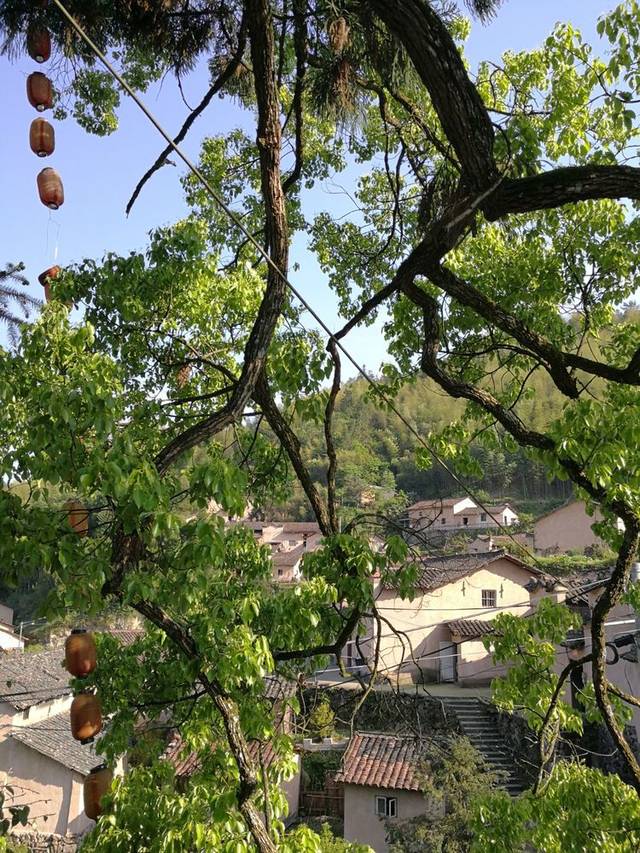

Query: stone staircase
[{"left": 441, "top": 696, "right": 526, "bottom": 796}]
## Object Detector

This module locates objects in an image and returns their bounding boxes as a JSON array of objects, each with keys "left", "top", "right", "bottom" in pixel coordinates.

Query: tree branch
[{"left": 125, "top": 15, "right": 249, "bottom": 215}]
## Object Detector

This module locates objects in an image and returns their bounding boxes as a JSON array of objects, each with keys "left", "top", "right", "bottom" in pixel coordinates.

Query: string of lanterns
[
  {"left": 25, "top": 1, "right": 110, "bottom": 823},
  {"left": 25, "top": 0, "right": 63, "bottom": 303},
  {"left": 64, "top": 628, "right": 113, "bottom": 820}
]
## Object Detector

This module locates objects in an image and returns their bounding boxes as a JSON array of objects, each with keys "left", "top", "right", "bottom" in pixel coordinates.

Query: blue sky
[{"left": 1, "top": 1, "right": 612, "bottom": 371}]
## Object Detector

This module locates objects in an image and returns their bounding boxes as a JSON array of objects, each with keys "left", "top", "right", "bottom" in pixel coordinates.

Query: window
[
  {"left": 277, "top": 569, "right": 283, "bottom": 577},
  {"left": 462, "top": 516, "right": 469, "bottom": 526},
  {"left": 375, "top": 796, "right": 397, "bottom": 818},
  {"left": 480, "top": 513, "right": 487, "bottom": 522},
  {"left": 441, "top": 517, "right": 447, "bottom": 525},
  {"left": 482, "top": 589, "right": 497, "bottom": 608}
]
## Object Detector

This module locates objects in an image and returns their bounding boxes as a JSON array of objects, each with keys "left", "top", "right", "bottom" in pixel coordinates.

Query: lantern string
[{"left": 48, "top": 0, "right": 557, "bottom": 575}]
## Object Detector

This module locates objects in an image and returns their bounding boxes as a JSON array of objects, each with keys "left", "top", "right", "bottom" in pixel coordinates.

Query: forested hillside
[{"left": 263, "top": 370, "right": 574, "bottom": 521}]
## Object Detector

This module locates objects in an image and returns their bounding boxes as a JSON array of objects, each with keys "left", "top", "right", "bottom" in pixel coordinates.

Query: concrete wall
[
  {"left": 533, "top": 500, "right": 618, "bottom": 554},
  {"left": 371, "top": 558, "right": 534, "bottom": 682},
  {"left": 343, "top": 785, "right": 429, "bottom": 853}
]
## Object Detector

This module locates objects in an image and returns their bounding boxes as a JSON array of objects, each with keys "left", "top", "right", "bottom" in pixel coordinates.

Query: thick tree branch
[
  {"left": 484, "top": 165, "right": 640, "bottom": 220},
  {"left": 155, "top": 0, "right": 289, "bottom": 477},
  {"left": 131, "top": 599, "right": 276, "bottom": 851},
  {"left": 367, "top": 0, "right": 497, "bottom": 189},
  {"left": 590, "top": 523, "right": 640, "bottom": 794},
  {"left": 282, "top": 0, "right": 306, "bottom": 194}
]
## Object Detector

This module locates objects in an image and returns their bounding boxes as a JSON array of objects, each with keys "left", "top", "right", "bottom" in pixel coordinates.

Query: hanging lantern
[
  {"left": 30, "top": 118, "right": 55, "bottom": 157},
  {"left": 27, "top": 72, "right": 53, "bottom": 111},
  {"left": 26, "top": 26, "right": 51, "bottom": 63},
  {"left": 65, "top": 629, "right": 97, "bottom": 678},
  {"left": 37, "top": 167, "right": 64, "bottom": 209},
  {"left": 70, "top": 693, "right": 102, "bottom": 743},
  {"left": 84, "top": 764, "right": 112, "bottom": 821},
  {"left": 38, "top": 265, "right": 59, "bottom": 303},
  {"left": 64, "top": 499, "right": 89, "bottom": 536}
]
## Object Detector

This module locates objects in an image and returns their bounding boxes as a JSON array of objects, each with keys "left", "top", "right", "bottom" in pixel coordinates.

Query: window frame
[
  {"left": 374, "top": 795, "right": 398, "bottom": 818},
  {"left": 481, "top": 589, "right": 497, "bottom": 608}
]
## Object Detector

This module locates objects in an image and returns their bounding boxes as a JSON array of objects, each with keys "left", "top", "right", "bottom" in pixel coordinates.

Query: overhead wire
[{"left": 49, "top": 0, "right": 564, "bottom": 579}]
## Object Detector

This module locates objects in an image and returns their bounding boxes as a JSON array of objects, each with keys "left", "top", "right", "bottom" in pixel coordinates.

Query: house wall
[
  {"left": 533, "top": 501, "right": 619, "bottom": 554},
  {"left": 1, "top": 740, "right": 93, "bottom": 836},
  {"left": 454, "top": 638, "right": 506, "bottom": 685},
  {"left": 371, "top": 559, "right": 534, "bottom": 682},
  {"left": 343, "top": 785, "right": 431, "bottom": 853},
  {"left": 281, "top": 755, "right": 301, "bottom": 819},
  {"left": 0, "top": 625, "right": 23, "bottom": 650}
]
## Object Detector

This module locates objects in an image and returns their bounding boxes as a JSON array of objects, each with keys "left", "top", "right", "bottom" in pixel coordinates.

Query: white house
[
  {"left": 0, "top": 603, "right": 24, "bottom": 650},
  {"left": 335, "top": 732, "right": 438, "bottom": 853},
  {"left": 407, "top": 498, "right": 518, "bottom": 533}
]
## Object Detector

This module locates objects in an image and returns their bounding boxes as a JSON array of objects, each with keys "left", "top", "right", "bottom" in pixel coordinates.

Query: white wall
[
  {"left": 0, "top": 625, "right": 23, "bottom": 650},
  {"left": 370, "top": 558, "right": 534, "bottom": 682},
  {"left": 343, "top": 785, "right": 432, "bottom": 852}
]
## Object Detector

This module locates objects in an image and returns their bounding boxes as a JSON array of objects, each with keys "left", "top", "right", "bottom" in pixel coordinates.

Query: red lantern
[
  {"left": 70, "top": 693, "right": 102, "bottom": 743},
  {"left": 37, "top": 168, "right": 64, "bottom": 209},
  {"left": 38, "top": 265, "right": 60, "bottom": 303},
  {"left": 63, "top": 499, "right": 89, "bottom": 535},
  {"left": 65, "top": 629, "right": 97, "bottom": 678},
  {"left": 30, "top": 118, "right": 55, "bottom": 157},
  {"left": 27, "top": 72, "right": 53, "bottom": 111},
  {"left": 84, "top": 765, "right": 113, "bottom": 820},
  {"left": 27, "top": 26, "right": 51, "bottom": 63}
]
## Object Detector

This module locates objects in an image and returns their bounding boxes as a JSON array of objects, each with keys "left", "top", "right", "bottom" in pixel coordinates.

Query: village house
[
  {"left": 335, "top": 732, "right": 437, "bottom": 853},
  {"left": 369, "top": 551, "right": 560, "bottom": 685},
  {"left": 0, "top": 648, "right": 109, "bottom": 838},
  {"left": 406, "top": 497, "right": 519, "bottom": 534},
  {"left": 0, "top": 603, "right": 24, "bottom": 650},
  {"left": 238, "top": 520, "right": 323, "bottom": 582},
  {"left": 533, "top": 499, "right": 624, "bottom": 555}
]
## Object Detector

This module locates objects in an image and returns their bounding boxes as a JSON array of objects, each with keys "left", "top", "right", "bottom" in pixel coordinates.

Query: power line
[{"left": 49, "top": 0, "right": 556, "bottom": 577}]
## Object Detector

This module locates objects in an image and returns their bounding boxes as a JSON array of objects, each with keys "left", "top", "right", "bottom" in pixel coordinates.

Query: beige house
[
  {"left": 407, "top": 497, "right": 518, "bottom": 533},
  {"left": 336, "top": 732, "right": 437, "bottom": 853},
  {"left": 0, "top": 648, "right": 107, "bottom": 838},
  {"left": 369, "top": 551, "right": 554, "bottom": 684},
  {"left": 237, "top": 520, "right": 323, "bottom": 582},
  {"left": 0, "top": 604, "right": 24, "bottom": 650},
  {"left": 533, "top": 499, "right": 623, "bottom": 555}
]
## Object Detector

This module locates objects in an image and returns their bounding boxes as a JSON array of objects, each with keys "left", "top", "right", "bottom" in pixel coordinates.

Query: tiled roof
[
  {"left": 11, "top": 711, "right": 101, "bottom": 775},
  {"left": 164, "top": 734, "right": 279, "bottom": 779},
  {"left": 0, "top": 648, "right": 71, "bottom": 710},
  {"left": 408, "top": 498, "right": 468, "bottom": 510},
  {"left": 279, "top": 522, "right": 321, "bottom": 534},
  {"left": 447, "top": 619, "right": 494, "bottom": 640},
  {"left": 263, "top": 674, "right": 297, "bottom": 703},
  {"left": 383, "top": 551, "right": 536, "bottom": 593},
  {"left": 272, "top": 544, "right": 305, "bottom": 568},
  {"left": 106, "top": 628, "right": 143, "bottom": 646},
  {"left": 335, "top": 733, "right": 425, "bottom": 791}
]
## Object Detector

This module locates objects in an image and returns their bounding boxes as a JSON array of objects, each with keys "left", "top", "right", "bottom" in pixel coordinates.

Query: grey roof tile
[{"left": 11, "top": 711, "right": 101, "bottom": 775}]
